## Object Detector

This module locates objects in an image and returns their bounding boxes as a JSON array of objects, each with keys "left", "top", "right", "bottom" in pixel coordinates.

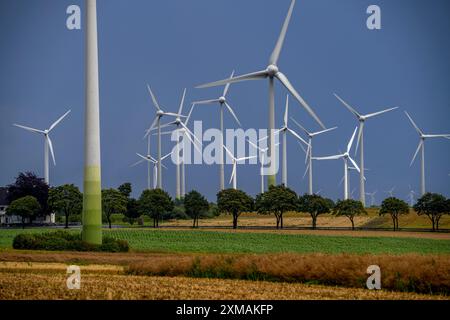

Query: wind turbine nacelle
[
  {"left": 266, "top": 64, "right": 279, "bottom": 77},
  {"left": 219, "top": 97, "right": 226, "bottom": 104}
]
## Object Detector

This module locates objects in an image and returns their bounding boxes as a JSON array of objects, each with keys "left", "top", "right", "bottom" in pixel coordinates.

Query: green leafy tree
[
  {"left": 123, "top": 198, "right": 141, "bottom": 225},
  {"left": 102, "top": 189, "right": 127, "bottom": 229},
  {"left": 184, "top": 190, "right": 209, "bottom": 228},
  {"left": 379, "top": 197, "right": 409, "bottom": 231},
  {"left": 138, "top": 189, "right": 174, "bottom": 228},
  {"left": 6, "top": 196, "right": 41, "bottom": 229},
  {"left": 332, "top": 199, "right": 367, "bottom": 230},
  {"left": 48, "top": 184, "right": 82, "bottom": 229},
  {"left": 298, "top": 194, "right": 334, "bottom": 229},
  {"left": 217, "top": 189, "right": 253, "bottom": 229},
  {"left": 7, "top": 172, "right": 49, "bottom": 219},
  {"left": 414, "top": 193, "right": 448, "bottom": 231},
  {"left": 118, "top": 183, "right": 132, "bottom": 198},
  {"left": 255, "top": 185, "right": 297, "bottom": 229}
]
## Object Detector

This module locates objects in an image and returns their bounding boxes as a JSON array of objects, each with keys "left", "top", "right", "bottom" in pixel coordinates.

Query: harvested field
[{"left": 0, "top": 265, "right": 446, "bottom": 300}]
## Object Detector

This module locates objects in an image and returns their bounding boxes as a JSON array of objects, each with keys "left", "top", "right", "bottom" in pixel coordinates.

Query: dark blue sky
[{"left": 1, "top": 0, "right": 449, "bottom": 202}]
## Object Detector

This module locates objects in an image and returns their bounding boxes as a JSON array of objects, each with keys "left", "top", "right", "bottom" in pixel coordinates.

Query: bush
[{"left": 12, "top": 231, "right": 129, "bottom": 252}]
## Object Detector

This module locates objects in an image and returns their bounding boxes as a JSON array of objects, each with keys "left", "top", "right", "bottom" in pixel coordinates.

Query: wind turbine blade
[
  {"left": 161, "top": 152, "right": 172, "bottom": 161},
  {"left": 49, "top": 110, "right": 71, "bottom": 131},
  {"left": 410, "top": 140, "right": 423, "bottom": 167},
  {"left": 423, "top": 134, "right": 450, "bottom": 138},
  {"left": 354, "top": 125, "right": 363, "bottom": 156},
  {"left": 313, "top": 155, "right": 342, "bottom": 161},
  {"left": 177, "top": 88, "right": 187, "bottom": 115},
  {"left": 161, "top": 163, "right": 168, "bottom": 170},
  {"left": 311, "top": 126, "right": 338, "bottom": 136},
  {"left": 305, "top": 142, "right": 311, "bottom": 164},
  {"left": 333, "top": 93, "right": 361, "bottom": 118},
  {"left": 181, "top": 126, "right": 202, "bottom": 154},
  {"left": 223, "top": 145, "right": 234, "bottom": 159},
  {"left": 275, "top": 72, "right": 325, "bottom": 129},
  {"left": 269, "top": 0, "right": 296, "bottom": 65},
  {"left": 229, "top": 162, "right": 236, "bottom": 185},
  {"left": 224, "top": 101, "right": 241, "bottom": 127},
  {"left": 297, "top": 140, "right": 307, "bottom": 154},
  {"left": 147, "top": 84, "right": 161, "bottom": 111},
  {"left": 302, "top": 162, "right": 309, "bottom": 180},
  {"left": 348, "top": 156, "right": 360, "bottom": 173},
  {"left": 180, "top": 122, "right": 202, "bottom": 146},
  {"left": 364, "top": 107, "right": 398, "bottom": 119},
  {"left": 284, "top": 95, "right": 289, "bottom": 127},
  {"left": 144, "top": 117, "right": 159, "bottom": 139},
  {"left": 47, "top": 136, "right": 56, "bottom": 166},
  {"left": 192, "top": 99, "right": 220, "bottom": 105},
  {"left": 130, "top": 159, "right": 145, "bottom": 167},
  {"left": 223, "top": 70, "right": 235, "bottom": 97},
  {"left": 287, "top": 127, "right": 308, "bottom": 145},
  {"left": 136, "top": 153, "right": 151, "bottom": 162},
  {"left": 196, "top": 70, "right": 268, "bottom": 89},
  {"left": 236, "top": 156, "right": 257, "bottom": 162},
  {"left": 149, "top": 155, "right": 158, "bottom": 163},
  {"left": 13, "top": 124, "right": 44, "bottom": 134},
  {"left": 247, "top": 139, "right": 263, "bottom": 152},
  {"left": 404, "top": 111, "right": 423, "bottom": 135},
  {"left": 347, "top": 127, "right": 358, "bottom": 153},
  {"left": 339, "top": 175, "right": 344, "bottom": 186},
  {"left": 290, "top": 117, "right": 309, "bottom": 136},
  {"left": 185, "top": 103, "right": 196, "bottom": 126},
  {"left": 163, "top": 112, "right": 186, "bottom": 118}
]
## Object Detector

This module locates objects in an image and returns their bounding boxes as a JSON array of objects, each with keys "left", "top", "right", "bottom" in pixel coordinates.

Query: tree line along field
[{"left": 1, "top": 228, "right": 449, "bottom": 255}]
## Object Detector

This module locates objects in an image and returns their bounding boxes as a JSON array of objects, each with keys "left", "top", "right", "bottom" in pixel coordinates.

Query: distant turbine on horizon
[
  {"left": 334, "top": 93, "right": 398, "bottom": 207},
  {"left": 405, "top": 111, "right": 450, "bottom": 195},
  {"left": 13, "top": 110, "right": 71, "bottom": 186}
]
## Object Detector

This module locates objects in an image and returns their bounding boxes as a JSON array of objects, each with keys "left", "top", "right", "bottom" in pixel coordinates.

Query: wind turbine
[
  {"left": 14, "top": 110, "right": 71, "bottom": 185},
  {"left": 384, "top": 186, "right": 396, "bottom": 197},
  {"left": 405, "top": 111, "right": 450, "bottom": 195},
  {"left": 193, "top": 70, "right": 241, "bottom": 191},
  {"left": 197, "top": 0, "right": 325, "bottom": 187},
  {"left": 223, "top": 145, "right": 256, "bottom": 189},
  {"left": 291, "top": 117, "right": 337, "bottom": 195},
  {"left": 406, "top": 187, "right": 417, "bottom": 207},
  {"left": 334, "top": 93, "right": 398, "bottom": 207},
  {"left": 313, "top": 127, "right": 360, "bottom": 200},
  {"left": 161, "top": 89, "right": 202, "bottom": 199},
  {"left": 132, "top": 153, "right": 171, "bottom": 189},
  {"left": 247, "top": 139, "right": 280, "bottom": 194},
  {"left": 338, "top": 166, "right": 367, "bottom": 200},
  {"left": 143, "top": 85, "right": 186, "bottom": 189},
  {"left": 365, "top": 191, "right": 377, "bottom": 206},
  {"left": 159, "top": 102, "right": 199, "bottom": 198}
]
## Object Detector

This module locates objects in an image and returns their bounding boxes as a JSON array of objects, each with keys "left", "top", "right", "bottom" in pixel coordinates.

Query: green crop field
[{"left": 1, "top": 228, "right": 449, "bottom": 255}]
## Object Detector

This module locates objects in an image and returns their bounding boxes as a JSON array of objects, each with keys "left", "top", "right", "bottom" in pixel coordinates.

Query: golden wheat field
[{"left": 0, "top": 262, "right": 446, "bottom": 300}]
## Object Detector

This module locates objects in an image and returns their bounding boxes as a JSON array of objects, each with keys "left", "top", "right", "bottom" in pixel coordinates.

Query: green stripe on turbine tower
[{"left": 82, "top": 0, "right": 102, "bottom": 244}]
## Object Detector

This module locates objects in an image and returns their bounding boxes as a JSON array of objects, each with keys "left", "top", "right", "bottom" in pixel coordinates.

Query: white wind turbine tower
[
  {"left": 276, "top": 95, "right": 309, "bottom": 186},
  {"left": 334, "top": 93, "right": 398, "bottom": 207},
  {"left": 132, "top": 153, "right": 171, "bottom": 189},
  {"left": 338, "top": 166, "right": 366, "bottom": 200},
  {"left": 365, "top": 191, "right": 377, "bottom": 206},
  {"left": 197, "top": 0, "right": 325, "bottom": 187},
  {"left": 162, "top": 89, "right": 202, "bottom": 199},
  {"left": 223, "top": 145, "right": 256, "bottom": 189},
  {"left": 291, "top": 117, "right": 337, "bottom": 195},
  {"left": 313, "top": 127, "right": 360, "bottom": 200},
  {"left": 160, "top": 103, "right": 200, "bottom": 198},
  {"left": 407, "top": 187, "right": 417, "bottom": 207},
  {"left": 193, "top": 71, "right": 241, "bottom": 191},
  {"left": 405, "top": 111, "right": 450, "bottom": 195},
  {"left": 247, "top": 139, "right": 280, "bottom": 194},
  {"left": 13, "top": 110, "right": 71, "bottom": 185},
  {"left": 144, "top": 85, "right": 186, "bottom": 189}
]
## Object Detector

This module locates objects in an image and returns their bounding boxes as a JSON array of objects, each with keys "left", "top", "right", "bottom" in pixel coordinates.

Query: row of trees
[{"left": 4, "top": 172, "right": 450, "bottom": 231}]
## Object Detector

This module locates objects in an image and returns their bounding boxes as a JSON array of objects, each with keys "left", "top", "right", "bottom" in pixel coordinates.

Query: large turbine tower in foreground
[{"left": 82, "top": 0, "right": 102, "bottom": 245}]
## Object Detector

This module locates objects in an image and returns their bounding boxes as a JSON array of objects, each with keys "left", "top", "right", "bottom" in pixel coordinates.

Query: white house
[{"left": 0, "top": 187, "right": 54, "bottom": 225}]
